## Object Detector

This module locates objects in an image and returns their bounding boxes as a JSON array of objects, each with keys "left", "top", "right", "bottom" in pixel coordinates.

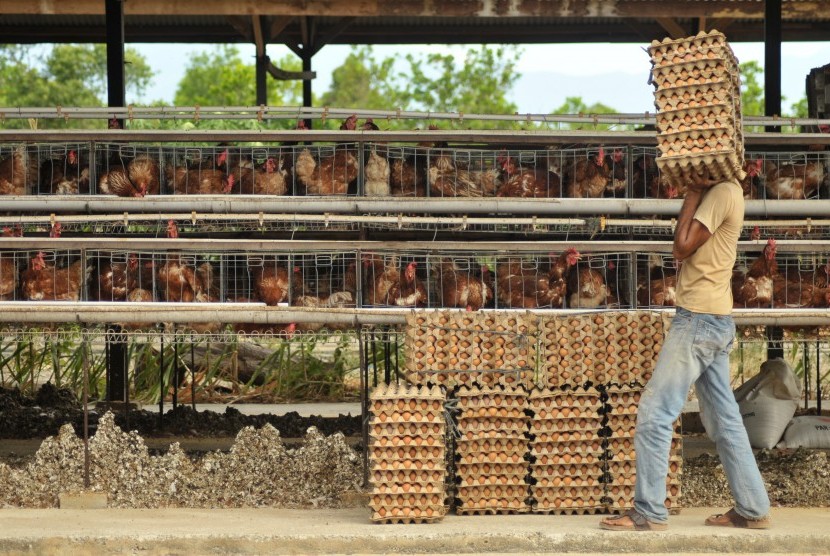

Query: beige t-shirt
[{"left": 675, "top": 180, "right": 744, "bottom": 315}]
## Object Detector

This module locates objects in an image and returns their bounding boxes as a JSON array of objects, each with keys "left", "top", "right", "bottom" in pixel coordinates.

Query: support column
[
  {"left": 302, "top": 53, "right": 313, "bottom": 129},
  {"left": 105, "top": 0, "right": 125, "bottom": 127},
  {"left": 256, "top": 53, "right": 268, "bottom": 105}
]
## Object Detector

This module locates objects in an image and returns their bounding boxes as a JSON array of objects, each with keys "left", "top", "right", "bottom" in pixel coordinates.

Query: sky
[{"left": 132, "top": 41, "right": 829, "bottom": 115}]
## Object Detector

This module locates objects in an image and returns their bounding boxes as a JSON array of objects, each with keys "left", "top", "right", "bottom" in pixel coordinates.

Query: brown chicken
[
  {"left": 436, "top": 259, "right": 493, "bottom": 311},
  {"left": 389, "top": 125, "right": 443, "bottom": 197},
  {"left": 732, "top": 238, "right": 778, "bottom": 308},
  {"left": 567, "top": 258, "right": 609, "bottom": 308},
  {"left": 565, "top": 147, "right": 625, "bottom": 198},
  {"left": 294, "top": 116, "right": 360, "bottom": 196},
  {"left": 96, "top": 253, "right": 142, "bottom": 301},
  {"left": 233, "top": 157, "right": 288, "bottom": 195},
  {"left": 363, "top": 253, "right": 401, "bottom": 306},
  {"left": 429, "top": 153, "right": 500, "bottom": 197},
  {"left": 394, "top": 262, "right": 428, "bottom": 307},
  {"left": 21, "top": 252, "right": 92, "bottom": 302},
  {"left": 632, "top": 154, "right": 662, "bottom": 198},
  {"left": 740, "top": 158, "right": 762, "bottom": 199},
  {"left": 249, "top": 262, "right": 303, "bottom": 306},
  {"left": 537, "top": 249, "right": 581, "bottom": 307},
  {"left": 166, "top": 165, "right": 234, "bottom": 195},
  {"left": 39, "top": 149, "right": 90, "bottom": 195},
  {"left": 496, "top": 258, "right": 543, "bottom": 308},
  {"left": 293, "top": 263, "right": 357, "bottom": 331},
  {"left": 763, "top": 159, "right": 825, "bottom": 200},
  {"left": 0, "top": 226, "right": 23, "bottom": 300},
  {"left": 156, "top": 221, "right": 200, "bottom": 302},
  {"left": 99, "top": 155, "right": 161, "bottom": 197},
  {"left": 637, "top": 254, "right": 678, "bottom": 307},
  {"left": 496, "top": 154, "right": 563, "bottom": 198},
  {"left": 0, "top": 146, "right": 37, "bottom": 195},
  {"left": 360, "top": 118, "right": 391, "bottom": 197}
]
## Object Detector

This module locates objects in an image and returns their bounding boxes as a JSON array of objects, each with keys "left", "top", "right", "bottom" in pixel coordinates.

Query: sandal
[
  {"left": 600, "top": 509, "right": 668, "bottom": 531},
  {"left": 705, "top": 508, "right": 771, "bottom": 529}
]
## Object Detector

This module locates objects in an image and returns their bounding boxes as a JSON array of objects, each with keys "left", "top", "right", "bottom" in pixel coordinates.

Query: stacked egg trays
[
  {"left": 540, "top": 312, "right": 666, "bottom": 389},
  {"left": 453, "top": 381, "right": 531, "bottom": 514},
  {"left": 649, "top": 30, "right": 746, "bottom": 184},
  {"left": 601, "top": 385, "right": 683, "bottom": 514},
  {"left": 528, "top": 387, "right": 605, "bottom": 513},
  {"left": 403, "top": 311, "right": 537, "bottom": 389},
  {"left": 368, "top": 383, "right": 448, "bottom": 523}
]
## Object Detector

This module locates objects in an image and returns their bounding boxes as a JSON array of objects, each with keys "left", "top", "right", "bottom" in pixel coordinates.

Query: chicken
[
  {"left": 96, "top": 253, "right": 141, "bottom": 301},
  {"left": 294, "top": 116, "right": 360, "bottom": 196},
  {"left": 436, "top": 259, "right": 493, "bottom": 311},
  {"left": 496, "top": 258, "right": 544, "bottom": 308},
  {"left": 394, "top": 262, "right": 428, "bottom": 307},
  {"left": 496, "top": 154, "right": 563, "bottom": 198},
  {"left": 248, "top": 263, "right": 291, "bottom": 306},
  {"left": 0, "top": 146, "right": 37, "bottom": 195},
  {"left": 565, "top": 147, "right": 624, "bottom": 198},
  {"left": 233, "top": 316, "right": 297, "bottom": 338},
  {"left": 363, "top": 253, "right": 401, "bottom": 306},
  {"left": 602, "top": 148, "right": 628, "bottom": 197},
  {"left": 365, "top": 148, "right": 391, "bottom": 196},
  {"left": 156, "top": 221, "right": 200, "bottom": 303},
  {"left": 234, "top": 157, "right": 288, "bottom": 195},
  {"left": 119, "top": 288, "right": 156, "bottom": 330},
  {"left": 428, "top": 153, "right": 500, "bottom": 197},
  {"left": 637, "top": 254, "right": 678, "bottom": 307},
  {"left": 21, "top": 253, "right": 92, "bottom": 301},
  {"left": 763, "top": 159, "right": 825, "bottom": 200},
  {"left": 0, "top": 226, "right": 23, "bottom": 300},
  {"left": 98, "top": 155, "right": 161, "bottom": 197},
  {"left": 732, "top": 238, "right": 778, "bottom": 308},
  {"left": 537, "top": 249, "right": 581, "bottom": 308},
  {"left": 39, "top": 149, "right": 90, "bottom": 195},
  {"left": 390, "top": 156, "right": 427, "bottom": 197},
  {"left": 567, "top": 258, "right": 609, "bottom": 308},
  {"left": 632, "top": 153, "right": 662, "bottom": 198},
  {"left": 165, "top": 165, "right": 234, "bottom": 195},
  {"left": 740, "top": 158, "right": 762, "bottom": 199}
]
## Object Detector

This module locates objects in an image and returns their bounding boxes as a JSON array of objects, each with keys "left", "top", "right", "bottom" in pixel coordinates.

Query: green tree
[
  {"left": 551, "top": 96, "right": 621, "bottom": 130},
  {"left": 739, "top": 60, "right": 765, "bottom": 117},
  {"left": 170, "top": 45, "right": 303, "bottom": 130},
  {"left": 0, "top": 44, "right": 153, "bottom": 129},
  {"left": 319, "top": 46, "right": 405, "bottom": 112}
]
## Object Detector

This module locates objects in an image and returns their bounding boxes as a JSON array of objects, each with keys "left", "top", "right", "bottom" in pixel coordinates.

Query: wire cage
[
  {"left": 634, "top": 253, "right": 679, "bottom": 308},
  {"left": 555, "top": 145, "right": 629, "bottom": 199},
  {"left": 163, "top": 144, "right": 294, "bottom": 195},
  {"left": 0, "top": 143, "right": 39, "bottom": 195},
  {"left": 292, "top": 142, "right": 361, "bottom": 196},
  {"left": 95, "top": 143, "right": 166, "bottom": 196},
  {"left": 1, "top": 248, "right": 88, "bottom": 302},
  {"left": 743, "top": 150, "right": 830, "bottom": 200},
  {"left": 27, "top": 142, "right": 93, "bottom": 195},
  {"left": 383, "top": 145, "right": 429, "bottom": 197},
  {"left": 735, "top": 249, "right": 830, "bottom": 309},
  {"left": 361, "top": 251, "right": 433, "bottom": 308},
  {"left": 87, "top": 250, "right": 158, "bottom": 302}
]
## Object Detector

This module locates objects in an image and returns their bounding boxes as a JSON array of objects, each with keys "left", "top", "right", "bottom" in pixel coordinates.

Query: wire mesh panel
[
  {"left": 28, "top": 143, "right": 92, "bottom": 195},
  {"left": 426, "top": 148, "right": 502, "bottom": 198},
  {"left": 386, "top": 145, "right": 428, "bottom": 197},
  {"left": 95, "top": 143, "right": 165, "bottom": 196},
  {"left": 745, "top": 150, "right": 830, "bottom": 200},
  {"left": 164, "top": 144, "right": 292, "bottom": 195},
  {"left": 87, "top": 250, "right": 157, "bottom": 302},
  {"left": 557, "top": 145, "right": 628, "bottom": 199},
  {"left": 293, "top": 143, "right": 360, "bottom": 196},
  {"left": 631, "top": 146, "right": 667, "bottom": 199},
  {"left": 0, "top": 143, "right": 39, "bottom": 195},
  {"left": 635, "top": 253, "right": 679, "bottom": 308},
  {"left": 494, "top": 149, "right": 565, "bottom": 198},
  {"left": 362, "top": 251, "right": 432, "bottom": 308},
  {"left": 9, "top": 249, "right": 90, "bottom": 301}
]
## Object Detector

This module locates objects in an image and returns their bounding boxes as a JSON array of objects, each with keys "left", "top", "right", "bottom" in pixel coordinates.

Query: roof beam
[
  {"left": 1, "top": 0, "right": 825, "bottom": 18},
  {"left": 268, "top": 15, "right": 294, "bottom": 42},
  {"left": 252, "top": 14, "right": 265, "bottom": 56},
  {"left": 226, "top": 15, "right": 252, "bottom": 42},
  {"left": 655, "top": 17, "right": 687, "bottom": 39}
]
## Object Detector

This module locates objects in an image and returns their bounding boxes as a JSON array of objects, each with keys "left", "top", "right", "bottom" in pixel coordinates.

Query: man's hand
[{"left": 687, "top": 167, "right": 719, "bottom": 194}]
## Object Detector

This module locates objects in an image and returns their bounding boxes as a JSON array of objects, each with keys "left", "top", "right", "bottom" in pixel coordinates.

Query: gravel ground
[{"left": 3, "top": 384, "right": 829, "bottom": 509}]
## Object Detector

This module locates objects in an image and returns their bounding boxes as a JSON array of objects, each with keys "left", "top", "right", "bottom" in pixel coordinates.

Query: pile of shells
[
  {"left": 602, "top": 385, "right": 683, "bottom": 513},
  {"left": 404, "top": 311, "right": 536, "bottom": 389},
  {"left": 367, "top": 383, "right": 447, "bottom": 523},
  {"left": 649, "top": 30, "right": 745, "bottom": 183},
  {"left": 529, "top": 387, "right": 604, "bottom": 513},
  {"left": 541, "top": 312, "right": 666, "bottom": 388},
  {"left": 454, "top": 381, "right": 530, "bottom": 514},
  {"left": 0, "top": 412, "right": 362, "bottom": 508}
]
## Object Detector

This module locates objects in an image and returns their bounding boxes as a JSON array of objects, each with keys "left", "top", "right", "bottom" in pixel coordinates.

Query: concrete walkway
[{"left": 0, "top": 507, "right": 826, "bottom": 555}]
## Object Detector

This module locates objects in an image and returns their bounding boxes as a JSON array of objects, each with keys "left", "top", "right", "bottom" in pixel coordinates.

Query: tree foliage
[
  {"left": 0, "top": 44, "right": 153, "bottom": 129},
  {"left": 550, "top": 96, "right": 621, "bottom": 130}
]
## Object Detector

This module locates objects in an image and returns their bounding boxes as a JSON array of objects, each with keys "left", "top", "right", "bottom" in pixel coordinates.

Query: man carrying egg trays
[{"left": 648, "top": 30, "right": 746, "bottom": 184}]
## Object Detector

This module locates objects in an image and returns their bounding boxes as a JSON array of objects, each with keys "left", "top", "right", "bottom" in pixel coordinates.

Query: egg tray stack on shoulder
[
  {"left": 601, "top": 385, "right": 683, "bottom": 514},
  {"left": 540, "top": 311, "right": 666, "bottom": 389},
  {"left": 453, "top": 380, "right": 531, "bottom": 514},
  {"left": 649, "top": 30, "right": 746, "bottom": 184},
  {"left": 528, "top": 387, "right": 605, "bottom": 513},
  {"left": 404, "top": 311, "right": 537, "bottom": 389},
  {"left": 367, "top": 383, "right": 448, "bottom": 523}
]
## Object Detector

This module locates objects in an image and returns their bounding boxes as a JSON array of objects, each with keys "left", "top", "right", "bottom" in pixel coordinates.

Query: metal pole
[
  {"left": 302, "top": 53, "right": 313, "bottom": 129},
  {"left": 82, "top": 335, "right": 90, "bottom": 489},
  {"left": 256, "top": 54, "right": 268, "bottom": 106},
  {"left": 172, "top": 332, "right": 179, "bottom": 410},
  {"left": 159, "top": 334, "right": 165, "bottom": 428},
  {"left": 105, "top": 0, "right": 125, "bottom": 128},
  {"left": 191, "top": 339, "right": 196, "bottom": 410},
  {"left": 765, "top": 0, "right": 783, "bottom": 126},
  {"left": 817, "top": 341, "right": 822, "bottom": 414},
  {"left": 359, "top": 329, "right": 369, "bottom": 487}
]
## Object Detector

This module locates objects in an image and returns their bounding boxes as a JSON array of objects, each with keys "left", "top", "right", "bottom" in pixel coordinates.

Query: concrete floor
[{"left": 0, "top": 506, "right": 826, "bottom": 555}]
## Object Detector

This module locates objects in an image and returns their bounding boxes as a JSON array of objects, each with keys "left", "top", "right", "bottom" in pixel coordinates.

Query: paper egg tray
[
  {"left": 657, "top": 150, "right": 747, "bottom": 183},
  {"left": 533, "top": 485, "right": 606, "bottom": 514},
  {"left": 541, "top": 313, "right": 604, "bottom": 387},
  {"left": 648, "top": 30, "right": 732, "bottom": 64},
  {"left": 651, "top": 59, "right": 736, "bottom": 92},
  {"left": 454, "top": 383, "right": 531, "bottom": 514},
  {"left": 404, "top": 311, "right": 537, "bottom": 389},
  {"left": 368, "top": 383, "right": 448, "bottom": 523}
]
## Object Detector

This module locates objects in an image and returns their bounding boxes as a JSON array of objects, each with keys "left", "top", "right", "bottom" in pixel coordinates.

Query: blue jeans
[{"left": 634, "top": 307, "right": 770, "bottom": 523}]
